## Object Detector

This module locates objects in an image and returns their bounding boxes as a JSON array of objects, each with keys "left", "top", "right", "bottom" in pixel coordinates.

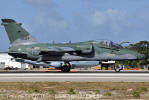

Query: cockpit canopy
[{"left": 92, "top": 40, "right": 123, "bottom": 49}]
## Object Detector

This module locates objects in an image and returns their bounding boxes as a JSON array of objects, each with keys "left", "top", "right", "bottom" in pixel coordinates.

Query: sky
[{"left": 0, "top": 0, "right": 149, "bottom": 51}]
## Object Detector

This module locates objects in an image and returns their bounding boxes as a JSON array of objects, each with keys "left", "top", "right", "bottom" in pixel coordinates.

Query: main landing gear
[{"left": 61, "top": 62, "right": 71, "bottom": 72}]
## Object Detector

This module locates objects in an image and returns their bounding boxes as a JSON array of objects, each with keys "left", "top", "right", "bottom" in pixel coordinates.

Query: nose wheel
[
  {"left": 114, "top": 65, "right": 123, "bottom": 72},
  {"left": 61, "top": 62, "right": 71, "bottom": 72},
  {"left": 114, "top": 67, "right": 121, "bottom": 72}
]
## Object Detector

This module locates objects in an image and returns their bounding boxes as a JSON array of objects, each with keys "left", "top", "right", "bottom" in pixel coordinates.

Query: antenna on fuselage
[
  {"left": 69, "top": 41, "right": 71, "bottom": 44},
  {"left": 52, "top": 40, "right": 55, "bottom": 44}
]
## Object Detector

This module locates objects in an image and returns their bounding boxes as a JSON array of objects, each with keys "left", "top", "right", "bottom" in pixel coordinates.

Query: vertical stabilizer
[{"left": 1, "top": 19, "right": 38, "bottom": 46}]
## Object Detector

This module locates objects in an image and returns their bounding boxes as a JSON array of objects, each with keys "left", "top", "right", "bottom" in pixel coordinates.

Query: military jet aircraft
[{"left": 1, "top": 19, "right": 145, "bottom": 72}]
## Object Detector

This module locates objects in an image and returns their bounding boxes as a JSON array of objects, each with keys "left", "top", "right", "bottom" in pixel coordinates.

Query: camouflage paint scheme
[
  {"left": 1, "top": 19, "right": 145, "bottom": 72},
  {"left": 8, "top": 40, "right": 144, "bottom": 61}
]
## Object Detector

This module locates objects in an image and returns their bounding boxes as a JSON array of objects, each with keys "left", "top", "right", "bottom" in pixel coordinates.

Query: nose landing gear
[{"left": 114, "top": 64, "right": 123, "bottom": 72}]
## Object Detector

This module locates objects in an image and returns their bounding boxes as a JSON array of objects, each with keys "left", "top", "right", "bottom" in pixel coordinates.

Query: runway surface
[{"left": 0, "top": 71, "right": 149, "bottom": 82}]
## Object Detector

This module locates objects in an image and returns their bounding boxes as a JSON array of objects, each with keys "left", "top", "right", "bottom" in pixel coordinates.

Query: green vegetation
[
  {"left": 49, "top": 89, "right": 56, "bottom": 94},
  {"left": 67, "top": 88, "right": 76, "bottom": 94},
  {"left": 33, "top": 88, "right": 39, "bottom": 93},
  {"left": 95, "top": 90, "right": 100, "bottom": 94},
  {"left": 105, "top": 92, "right": 112, "bottom": 96},
  {"left": 141, "top": 87, "right": 148, "bottom": 92},
  {"left": 132, "top": 91, "right": 140, "bottom": 98},
  {"left": 0, "top": 82, "right": 149, "bottom": 99},
  {"left": 129, "top": 41, "right": 149, "bottom": 66}
]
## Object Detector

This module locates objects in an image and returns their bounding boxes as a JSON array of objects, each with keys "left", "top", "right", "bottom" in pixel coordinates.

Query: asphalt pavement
[{"left": 0, "top": 70, "right": 149, "bottom": 82}]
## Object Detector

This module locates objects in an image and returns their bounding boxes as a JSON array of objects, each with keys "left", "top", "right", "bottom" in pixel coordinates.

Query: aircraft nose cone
[
  {"left": 137, "top": 53, "right": 146, "bottom": 60},
  {"left": 130, "top": 50, "right": 146, "bottom": 60},
  {"left": 120, "top": 49, "right": 146, "bottom": 60}
]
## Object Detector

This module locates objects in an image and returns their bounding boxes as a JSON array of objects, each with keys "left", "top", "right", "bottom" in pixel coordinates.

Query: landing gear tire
[
  {"left": 61, "top": 63, "right": 71, "bottom": 72},
  {"left": 114, "top": 65, "right": 122, "bottom": 72},
  {"left": 114, "top": 68, "right": 121, "bottom": 72}
]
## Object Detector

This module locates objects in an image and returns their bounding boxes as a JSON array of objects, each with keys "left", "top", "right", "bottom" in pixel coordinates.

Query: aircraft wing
[
  {"left": 39, "top": 47, "right": 79, "bottom": 56},
  {"left": 39, "top": 45, "right": 94, "bottom": 56}
]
